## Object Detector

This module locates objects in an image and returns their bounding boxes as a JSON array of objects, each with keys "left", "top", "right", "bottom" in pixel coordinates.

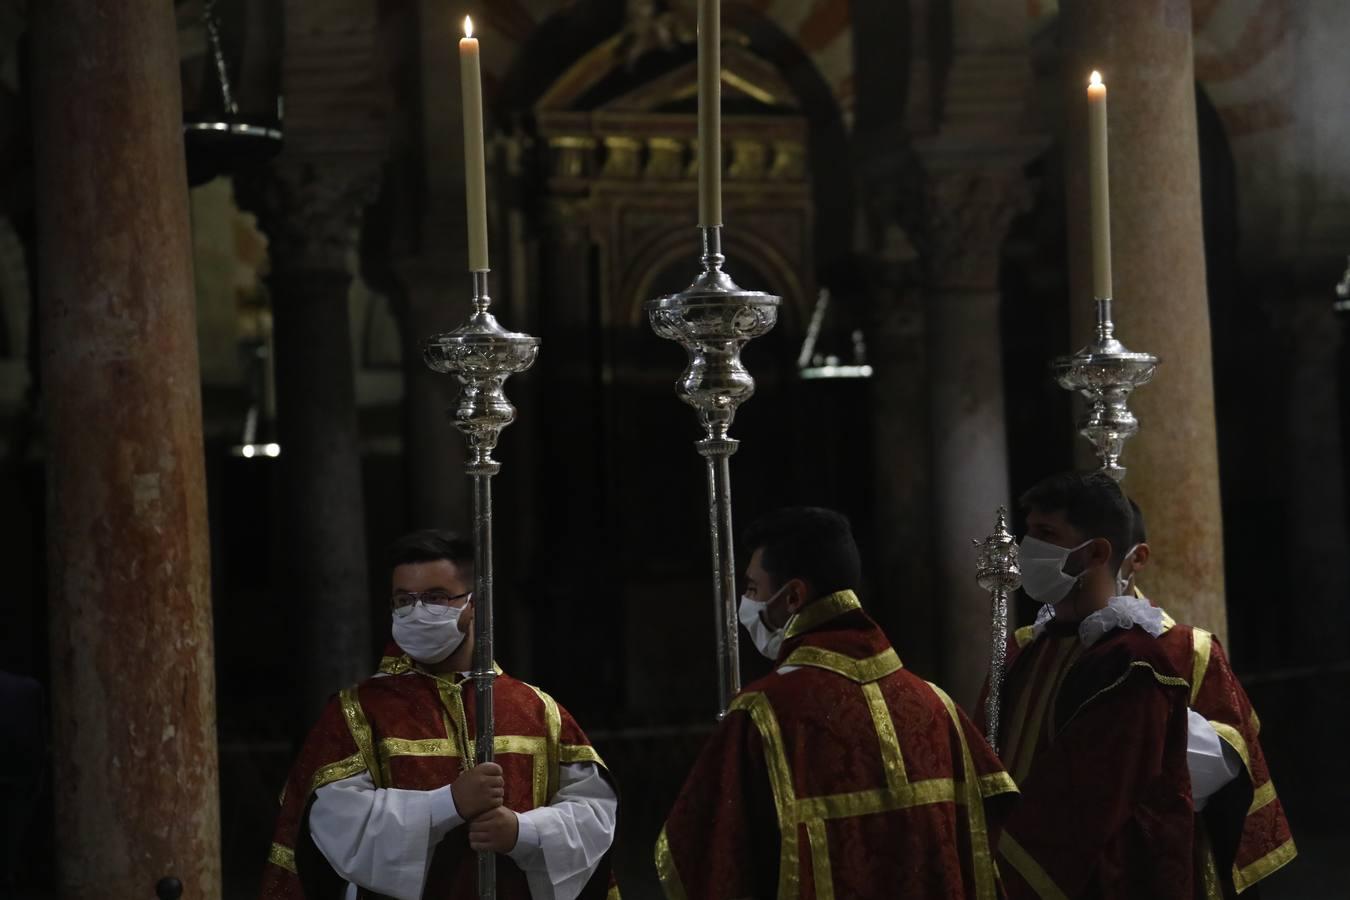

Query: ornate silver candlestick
[
  {"left": 424, "top": 271, "right": 539, "bottom": 900},
  {"left": 975, "top": 507, "right": 1021, "bottom": 753},
  {"left": 646, "top": 226, "right": 780, "bottom": 715},
  {"left": 1053, "top": 296, "right": 1158, "bottom": 481}
]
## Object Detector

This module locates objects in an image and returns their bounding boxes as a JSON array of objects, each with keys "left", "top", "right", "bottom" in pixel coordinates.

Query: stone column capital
[
  {"left": 240, "top": 159, "right": 383, "bottom": 275},
  {"left": 916, "top": 148, "right": 1038, "bottom": 291}
]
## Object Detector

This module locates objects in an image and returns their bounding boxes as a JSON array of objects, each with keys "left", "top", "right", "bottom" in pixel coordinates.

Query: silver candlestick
[
  {"left": 646, "top": 226, "right": 780, "bottom": 716},
  {"left": 975, "top": 506, "right": 1021, "bottom": 754},
  {"left": 1053, "top": 296, "right": 1158, "bottom": 481},
  {"left": 424, "top": 270, "right": 539, "bottom": 900}
]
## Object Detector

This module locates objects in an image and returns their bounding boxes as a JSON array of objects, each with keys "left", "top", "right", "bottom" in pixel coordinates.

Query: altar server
[
  {"left": 261, "top": 531, "right": 619, "bottom": 900},
  {"left": 990, "top": 472, "right": 1225, "bottom": 898},
  {"left": 659, "top": 507, "right": 1017, "bottom": 899}
]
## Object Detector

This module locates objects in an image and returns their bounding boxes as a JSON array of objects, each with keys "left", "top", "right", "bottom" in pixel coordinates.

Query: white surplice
[{"left": 310, "top": 761, "right": 616, "bottom": 900}]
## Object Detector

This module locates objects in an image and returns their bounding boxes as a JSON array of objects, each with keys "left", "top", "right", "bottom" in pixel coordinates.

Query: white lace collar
[{"left": 1031, "top": 595, "right": 1166, "bottom": 647}]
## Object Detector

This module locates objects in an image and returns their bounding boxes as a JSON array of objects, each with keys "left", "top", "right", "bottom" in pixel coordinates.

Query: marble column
[
  {"left": 1061, "top": 0, "right": 1228, "bottom": 639},
  {"left": 31, "top": 1, "right": 221, "bottom": 896},
  {"left": 254, "top": 162, "right": 378, "bottom": 720},
  {"left": 918, "top": 161, "right": 1033, "bottom": 709}
]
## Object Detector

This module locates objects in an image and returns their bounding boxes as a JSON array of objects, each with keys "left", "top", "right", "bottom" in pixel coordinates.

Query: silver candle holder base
[
  {"left": 423, "top": 270, "right": 539, "bottom": 900},
  {"left": 645, "top": 226, "right": 780, "bottom": 716},
  {"left": 974, "top": 507, "right": 1021, "bottom": 754},
  {"left": 1053, "top": 296, "right": 1158, "bottom": 481}
]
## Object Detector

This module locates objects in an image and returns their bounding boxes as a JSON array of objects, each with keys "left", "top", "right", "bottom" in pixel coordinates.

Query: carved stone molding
[
  {"left": 922, "top": 165, "right": 1032, "bottom": 292},
  {"left": 238, "top": 159, "right": 382, "bottom": 275}
]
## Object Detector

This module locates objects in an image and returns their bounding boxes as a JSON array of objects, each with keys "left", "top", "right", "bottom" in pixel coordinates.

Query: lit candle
[
  {"left": 460, "top": 16, "right": 489, "bottom": 272},
  {"left": 697, "top": 0, "right": 721, "bottom": 227},
  {"left": 1087, "top": 70, "right": 1111, "bottom": 299}
]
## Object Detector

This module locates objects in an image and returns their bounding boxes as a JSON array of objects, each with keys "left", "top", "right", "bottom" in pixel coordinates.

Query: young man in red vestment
[
  {"left": 1115, "top": 500, "right": 1296, "bottom": 896},
  {"left": 260, "top": 531, "right": 619, "bottom": 900},
  {"left": 658, "top": 507, "right": 1018, "bottom": 900},
  {"left": 990, "top": 472, "right": 1213, "bottom": 899}
]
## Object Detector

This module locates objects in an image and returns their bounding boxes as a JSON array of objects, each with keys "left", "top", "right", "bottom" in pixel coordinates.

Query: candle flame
[
  {"left": 464, "top": 16, "right": 473, "bottom": 38},
  {"left": 1089, "top": 70, "right": 1103, "bottom": 87}
]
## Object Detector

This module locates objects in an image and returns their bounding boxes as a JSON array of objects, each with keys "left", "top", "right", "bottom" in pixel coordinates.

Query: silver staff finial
[{"left": 975, "top": 506, "right": 1021, "bottom": 753}]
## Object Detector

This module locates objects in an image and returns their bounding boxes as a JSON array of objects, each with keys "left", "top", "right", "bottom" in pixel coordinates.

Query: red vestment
[
  {"left": 259, "top": 647, "right": 617, "bottom": 900},
  {"left": 658, "top": 591, "right": 1018, "bottom": 900},
  {"left": 989, "top": 621, "right": 1195, "bottom": 899},
  {"left": 1150, "top": 609, "right": 1296, "bottom": 896}
]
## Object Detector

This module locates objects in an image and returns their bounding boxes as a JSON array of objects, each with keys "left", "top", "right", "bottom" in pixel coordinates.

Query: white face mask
[
  {"left": 738, "top": 586, "right": 788, "bottom": 660},
  {"left": 1019, "top": 535, "right": 1093, "bottom": 605},
  {"left": 1115, "top": 543, "right": 1142, "bottom": 596},
  {"left": 392, "top": 603, "right": 467, "bottom": 665}
]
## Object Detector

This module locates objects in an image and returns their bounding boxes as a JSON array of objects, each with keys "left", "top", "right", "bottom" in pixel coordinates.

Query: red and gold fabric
[
  {"left": 259, "top": 647, "right": 616, "bottom": 900},
  {"left": 658, "top": 590, "right": 1019, "bottom": 899},
  {"left": 1152, "top": 614, "right": 1296, "bottom": 896},
  {"left": 991, "top": 622, "right": 1195, "bottom": 899}
]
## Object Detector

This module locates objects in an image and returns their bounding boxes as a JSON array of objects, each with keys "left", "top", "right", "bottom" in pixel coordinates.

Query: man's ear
[
  {"left": 1088, "top": 537, "right": 1114, "bottom": 569},
  {"left": 1133, "top": 543, "right": 1151, "bottom": 569},
  {"left": 785, "top": 578, "right": 812, "bottom": 615}
]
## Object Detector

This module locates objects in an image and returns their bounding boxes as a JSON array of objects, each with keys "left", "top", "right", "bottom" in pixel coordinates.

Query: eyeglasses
[{"left": 391, "top": 589, "right": 472, "bottom": 618}]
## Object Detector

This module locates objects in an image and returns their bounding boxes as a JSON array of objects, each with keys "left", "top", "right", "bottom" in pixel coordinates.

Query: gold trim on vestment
[
  {"left": 267, "top": 842, "right": 297, "bottom": 874},
  {"left": 729, "top": 692, "right": 801, "bottom": 895},
  {"left": 1191, "top": 629, "right": 1213, "bottom": 705},
  {"left": 806, "top": 818, "right": 835, "bottom": 900},
  {"left": 779, "top": 646, "right": 903, "bottom": 683},
  {"left": 339, "top": 688, "right": 383, "bottom": 789},
  {"left": 1210, "top": 721, "right": 1252, "bottom": 777},
  {"left": 1233, "top": 837, "right": 1297, "bottom": 893},
  {"left": 560, "top": 743, "right": 605, "bottom": 767},
  {"left": 784, "top": 590, "right": 862, "bottom": 640},
  {"left": 998, "top": 833, "right": 1070, "bottom": 900},
  {"left": 1249, "top": 708, "right": 1261, "bottom": 735},
  {"left": 379, "top": 736, "right": 457, "bottom": 758},
  {"left": 1014, "top": 625, "right": 1037, "bottom": 648},
  {"left": 1008, "top": 638, "right": 1081, "bottom": 783},
  {"left": 932, "top": 682, "right": 998, "bottom": 900},
  {"left": 1197, "top": 824, "right": 1225, "bottom": 900},
  {"left": 526, "top": 684, "right": 563, "bottom": 801},
  {"left": 1058, "top": 661, "right": 1189, "bottom": 735},
  {"left": 862, "top": 681, "right": 908, "bottom": 791},
  {"left": 654, "top": 827, "right": 689, "bottom": 900},
  {"left": 977, "top": 771, "right": 1019, "bottom": 798},
  {"left": 1248, "top": 780, "right": 1277, "bottom": 815},
  {"left": 731, "top": 682, "right": 1006, "bottom": 899},
  {"left": 605, "top": 885, "right": 621, "bottom": 900},
  {"left": 792, "top": 779, "right": 959, "bottom": 821},
  {"left": 309, "top": 753, "right": 366, "bottom": 795}
]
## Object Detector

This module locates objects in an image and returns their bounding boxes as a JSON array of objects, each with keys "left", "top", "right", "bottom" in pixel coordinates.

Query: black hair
[
  {"left": 1019, "top": 471, "right": 1134, "bottom": 568},
  {"left": 1127, "top": 498, "right": 1147, "bottom": 546},
  {"left": 742, "top": 507, "right": 862, "bottom": 598},
  {"left": 385, "top": 530, "right": 474, "bottom": 576}
]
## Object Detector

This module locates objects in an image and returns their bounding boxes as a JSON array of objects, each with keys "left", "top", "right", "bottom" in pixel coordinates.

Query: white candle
[
  {"left": 1087, "top": 70, "right": 1111, "bottom": 300},
  {"left": 460, "top": 17, "right": 489, "bottom": 272},
  {"left": 697, "top": 0, "right": 722, "bottom": 227}
]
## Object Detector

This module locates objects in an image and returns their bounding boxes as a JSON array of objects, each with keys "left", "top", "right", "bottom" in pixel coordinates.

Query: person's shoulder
[{"left": 1086, "top": 625, "right": 1189, "bottom": 689}]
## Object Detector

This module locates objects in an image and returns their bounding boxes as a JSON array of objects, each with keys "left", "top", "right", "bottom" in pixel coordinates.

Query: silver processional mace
[
  {"left": 646, "top": 226, "right": 779, "bottom": 716},
  {"left": 974, "top": 507, "right": 1021, "bottom": 753},
  {"left": 424, "top": 270, "right": 539, "bottom": 900}
]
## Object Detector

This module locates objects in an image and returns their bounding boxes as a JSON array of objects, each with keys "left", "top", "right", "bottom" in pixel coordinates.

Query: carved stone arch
[{"left": 620, "top": 224, "right": 807, "bottom": 330}]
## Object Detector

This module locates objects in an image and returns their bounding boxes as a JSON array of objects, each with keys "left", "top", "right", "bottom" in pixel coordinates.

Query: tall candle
[
  {"left": 460, "top": 16, "right": 489, "bottom": 272},
  {"left": 1087, "top": 70, "right": 1111, "bottom": 299},
  {"left": 697, "top": 0, "right": 722, "bottom": 227}
]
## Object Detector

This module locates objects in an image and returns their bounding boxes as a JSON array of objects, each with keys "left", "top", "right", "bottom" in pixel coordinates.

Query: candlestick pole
[
  {"left": 646, "top": 227, "right": 778, "bottom": 715},
  {"left": 424, "top": 270, "right": 538, "bottom": 900}
]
